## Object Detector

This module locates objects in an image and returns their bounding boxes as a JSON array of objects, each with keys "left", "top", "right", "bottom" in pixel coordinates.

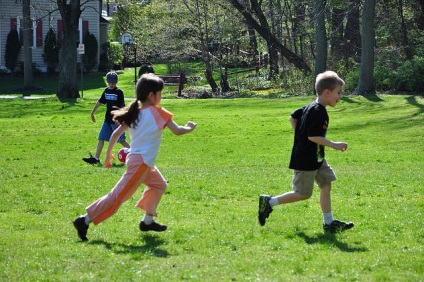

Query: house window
[{"left": 11, "top": 17, "right": 41, "bottom": 47}]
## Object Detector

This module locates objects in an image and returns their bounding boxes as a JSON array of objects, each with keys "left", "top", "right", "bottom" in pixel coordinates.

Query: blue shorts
[{"left": 98, "top": 121, "right": 126, "bottom": 142}]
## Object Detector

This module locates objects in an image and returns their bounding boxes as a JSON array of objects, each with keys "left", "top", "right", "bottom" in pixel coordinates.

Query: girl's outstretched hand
[
  {"left": 104, "top": 153, "right": 114, "bottom": 169},
  {"left": 186, "top": 121, "right": 197, "bottom": 130}
]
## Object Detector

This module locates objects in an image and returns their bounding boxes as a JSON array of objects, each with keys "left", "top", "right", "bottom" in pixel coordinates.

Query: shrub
[
  {"left": 5, "top": 29, "right": 21, "bottom": 72},
  {"left": 108, "top": 42, "right": 124, "bottom": 69},
  {"left": 392, "top": 56, "right": 424, "bottom": 92},
  {"left": 42, "top": 28, "right": 59, "bottom": 74},
  {"left": 82, "top": 31, "right": 98, "bottom": 72}
]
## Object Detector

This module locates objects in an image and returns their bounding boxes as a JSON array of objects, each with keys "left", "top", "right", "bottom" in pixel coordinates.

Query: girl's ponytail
[
  {"left": 111, "top": 100, "right": 140, "bottom": 128},
  {"left": 112, "top": 73, "right": 164, "bottom": 128}
]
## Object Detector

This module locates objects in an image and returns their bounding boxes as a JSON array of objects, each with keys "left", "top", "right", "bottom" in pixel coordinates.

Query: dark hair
[
  {"left": 315, "top": 71, "right": 345, "bottom": 95},
  {"left": 112, "top": 73, "right": 164, "bottom": 128}
]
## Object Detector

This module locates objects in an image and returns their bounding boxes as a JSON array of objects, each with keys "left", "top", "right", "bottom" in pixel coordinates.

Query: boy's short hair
[
  {"left": 106, "top": 71, "right": 118, "bottom": 83},
  {"left": 315, "top": 71, "right": 345, "bottom": 95}
]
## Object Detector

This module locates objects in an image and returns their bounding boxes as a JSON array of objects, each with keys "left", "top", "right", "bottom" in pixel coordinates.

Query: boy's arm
[
  {"left": 166, "top": 120, "right": 197, "bottom": 135},
  {"left": 104, "top": 123, "right": 129, "bottom": 168},
  {"left": 289, "top": 117, "right": 297, "bottom": 130},
  {"left": 90, "top": 102, "right": 102, "bottom": 122},
  {"left": 308, "top": 136, "right": 348, "bottom": 152}
]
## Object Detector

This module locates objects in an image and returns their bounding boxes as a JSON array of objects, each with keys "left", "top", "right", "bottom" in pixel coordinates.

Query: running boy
[
  {"left": 73, "top": 73, "right": 197, "bottom": 241},
  {"left": 83, "top": 71, "right": 130, "bottom": 164},
  {"left": 258, "top": 71, "right": 354, "bottom": 233}
]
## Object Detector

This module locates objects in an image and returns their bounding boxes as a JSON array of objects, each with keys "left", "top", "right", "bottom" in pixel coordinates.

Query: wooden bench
[{"left": 158, "top": 73, "right": 187, "bottom": 97}]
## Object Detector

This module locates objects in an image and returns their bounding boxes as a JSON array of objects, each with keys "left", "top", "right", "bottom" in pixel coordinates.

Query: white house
[{"left": 0, "top": 0, "right": 109, "bottom": 72}]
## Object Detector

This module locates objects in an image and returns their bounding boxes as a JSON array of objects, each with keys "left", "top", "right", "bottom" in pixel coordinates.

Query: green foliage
[
  {"left": 4, "top": 29, "right": 21, "bottom": 72},
  {"left": 109, "top": 42, "right": 124, "bottom": 67},
  {"left": 0, "top": 96, "right": 423, "bottom": 280},
  {"left": 82, "top": 31, "right": 98, "bottom": 73},
  {"left": 42, "top": 28, "right": 59, "bottom": 74},
  {"left": 99, "top": 42, "right": 124, "bottom": 71},
  {"left": 392, "top": 56, "right": 424, "bottom": 92}
]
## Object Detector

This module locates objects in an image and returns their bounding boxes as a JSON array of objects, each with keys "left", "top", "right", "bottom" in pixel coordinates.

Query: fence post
[{"left": 177, "top": 73, "right": 185, "bottom": 97}]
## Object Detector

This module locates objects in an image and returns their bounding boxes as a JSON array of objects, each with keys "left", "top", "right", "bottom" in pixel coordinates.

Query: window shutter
[
  {"left": 83, "top": 20, "right": 89, "bottom": 36},
  {"left": 36, "top": 20, "right": 43, "bottom": 47}
]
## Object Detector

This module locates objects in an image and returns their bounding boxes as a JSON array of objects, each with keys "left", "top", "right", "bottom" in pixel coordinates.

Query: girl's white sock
[
  {"left": 323, "top": 212, "right": 333, "bottom": 225},
  {"left": 84, "top": 214, "right": 91, "bottom": 225},
  {"left": 142, "top": 214, "right": 153, "bottom": 225},
  {"left": 269, "top": 197, "right": 279, "bottom": 207}
]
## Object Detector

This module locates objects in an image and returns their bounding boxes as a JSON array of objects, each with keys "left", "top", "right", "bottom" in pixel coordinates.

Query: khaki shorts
[{"left": 292, "top": 160, "right": 336, "bottom": 196}]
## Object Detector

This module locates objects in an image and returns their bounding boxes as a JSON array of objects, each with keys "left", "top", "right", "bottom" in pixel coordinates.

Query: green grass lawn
[{"left": 0, "top": 94, "right": 423, "bottom": 281}]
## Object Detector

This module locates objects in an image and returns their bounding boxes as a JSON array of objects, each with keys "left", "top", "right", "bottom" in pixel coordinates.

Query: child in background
[
  {"left": 74, "top": 73, "right": 197, "bottom": 241},
  {"left": 83, "top": 71, "right": 130, "bottom": 164},
  {"left": 258, "top": 71, "right": 354, "bottom": 233}
]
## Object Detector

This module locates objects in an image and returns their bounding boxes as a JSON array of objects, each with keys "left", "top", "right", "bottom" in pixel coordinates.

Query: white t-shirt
[{"left": 128, "top": 106, "right": 173, "bottom": 167}]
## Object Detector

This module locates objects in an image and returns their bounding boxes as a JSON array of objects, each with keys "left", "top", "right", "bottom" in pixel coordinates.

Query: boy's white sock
[
  {"left": 323, "top": 212, "right": 333, "bottom": 225},
  {"left": 269, "top": 197, "right": 279, "bottom": 207},
  {"left": 84, "top": 214, "right": 91, "bottom": 225},
  {"left": 142, "top": 214, "right": 153, "bottom": 225}
]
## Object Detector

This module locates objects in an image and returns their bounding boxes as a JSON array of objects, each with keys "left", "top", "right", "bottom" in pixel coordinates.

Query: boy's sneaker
[
  {"left": 73, "top": 216, "right": 89, "bottom": 241},
  {"left": 258, "top": 195, "right": 273, "bottom": 226},
  {"left": 323, "top": 219, "right": 354, "bottom": 233},
  {"left": 139, "top": 221, "right": 167, "bottom": 232},
  {"left": 82, "top": 152, "right": 100, "bottom": 164}
]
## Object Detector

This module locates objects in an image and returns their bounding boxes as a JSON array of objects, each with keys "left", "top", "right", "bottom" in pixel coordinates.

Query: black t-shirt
[
  {"left": 98, "top": 87, "right": 125, "bottom": 123},
  {"left": 289, "top": 101, "right": 328, "bottom": 171}
]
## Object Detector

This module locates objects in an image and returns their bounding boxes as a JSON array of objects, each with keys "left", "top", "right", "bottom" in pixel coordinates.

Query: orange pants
[{"left": 86, "top": 154, "right": 167, "bottom": 225}]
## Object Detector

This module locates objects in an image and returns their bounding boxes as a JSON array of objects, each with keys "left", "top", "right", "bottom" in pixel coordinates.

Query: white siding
[{"left": 0, "top": 0, "right": 102, "bottom": 72}]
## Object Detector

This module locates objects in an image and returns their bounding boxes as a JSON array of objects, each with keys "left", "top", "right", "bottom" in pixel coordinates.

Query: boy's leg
[
  {"left": 95, "top": 140, "right": 104, "bottom": 159},
  {"left": 316, "top": 160, "right": 354, "bottom": 232},
  {"left": 120, "top": 141, "right": 130, "bottom": 148},
  {"left": 258, "top": 170, "right": 314, "bottom": 226},
  {"left": 272, "top": 170, "right": 315, "bottom": 205},
  {"left": 115, "top": 124, "right": 130, "bottom": 148}
]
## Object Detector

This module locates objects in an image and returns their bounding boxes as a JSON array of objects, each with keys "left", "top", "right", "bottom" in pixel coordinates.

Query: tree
[
  {"left": 227, "top": 0, "right": 311, "bottom": 74},
  {"left": 43, "top": 28, "right": 59, "bottom": 74},
  {"left": 22, "top": 0, "right": 33, "bottom": 91},
  {"left": 356, "top": 0, "right": 377, "bottom": 95},
  {"left": 82, "top": 31, "right": 98, "bottom": 72},
  {"left": 56, "top": 0, "right": 83, "bottom": 101},
  {"left": 313, "top": 0, "right": 327, "bottom": 78},
  {"left": 182, "top": 0, "right": 219, "bottom": 92},
  {"left": 5, "top": 30, "right": 21, "bottom": 72}
]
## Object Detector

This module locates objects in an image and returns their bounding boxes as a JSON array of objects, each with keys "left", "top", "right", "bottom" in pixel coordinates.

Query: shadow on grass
[
  {"left": 295, "top": 231, "right": 368, "bottom": 253},
  {"left": 405, "top": 95, "right": 424, "bottom": 115},
  {"left": 89, "top": 234, "right": 169, "bottom": 258}
]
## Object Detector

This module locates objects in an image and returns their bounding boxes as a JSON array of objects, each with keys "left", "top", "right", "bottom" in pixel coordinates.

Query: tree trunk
[
  {"left": 22, "top": 0, "right": 33, "bottom": 93},
  {"left": 227, "top": 0, "right": 311, "bottom": 73},
  {"left": 330, "top": 7, "right": 345, "bottom": 60},
  {"left": 313, "top": 0, "right": 327, "bottom": 78},
  {"left": 417, "top": 0, "right": 424, "bottom": 30},
  {"left": 356, "top": 0, "right": 377, "bottom": 95},
  {"left": 57, "top": 0, "right": 82, "bottom": 101},
  {"left": 344, "top": 0, "right": 361, "bottom": 62},
  {"left": 398, "top": 0, "right": 413, "bottom": 60}
]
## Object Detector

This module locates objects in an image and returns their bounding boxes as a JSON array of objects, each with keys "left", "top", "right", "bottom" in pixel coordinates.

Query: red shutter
[
  {"left": 83, "top": 20, "right": 89, "bottom": 36},
  {"left": 57, "top": 20, "right": 62, "bottom": 47},
  {"left": 10, "top": 18, "right": 17, "bottom": 30},
  {"left": 36, "top": 20, "right": 43, "bottom": 47}
]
